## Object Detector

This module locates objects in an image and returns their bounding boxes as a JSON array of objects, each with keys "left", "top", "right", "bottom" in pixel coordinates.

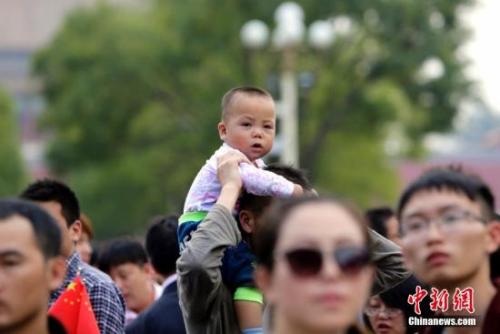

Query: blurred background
[{"left": 1, "top": 0, "right": 499, "bottom": 238}]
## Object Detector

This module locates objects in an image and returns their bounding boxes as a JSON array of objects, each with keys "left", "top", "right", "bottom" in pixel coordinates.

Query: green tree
[
  {"left": 34, "top": 0, "right": 475, "bottom": 237},
  {"left": 0, "top": 89, "right": 27, "bottom": 196}
]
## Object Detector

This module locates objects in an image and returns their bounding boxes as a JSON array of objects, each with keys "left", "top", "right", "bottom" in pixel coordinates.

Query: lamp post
[{"left": 240, "top": 2, "right": 336, "bottom": 167}]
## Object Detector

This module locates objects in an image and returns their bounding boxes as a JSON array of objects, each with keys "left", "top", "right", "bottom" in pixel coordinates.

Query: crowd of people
[{"left": 0, "top": 86, "right": 499, "bottom": 334}]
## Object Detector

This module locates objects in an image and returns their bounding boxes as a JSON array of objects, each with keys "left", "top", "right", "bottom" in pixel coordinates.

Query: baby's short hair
[{"left": 221, "top": 86, "right": 273, "bottom": 120}]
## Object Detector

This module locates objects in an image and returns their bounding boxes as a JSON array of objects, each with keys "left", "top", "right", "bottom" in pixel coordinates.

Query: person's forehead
[
  {"left": 229, "top": 93, "right": 274, "bottom": 113},
  {"left": 278, "top": 203, "right": 364, "bottom": 247},
  {"left": 368, "top": 295, "right": 383, "bottom": 305},
  {"left": 402, "top": 188, "right": 480, "bottom": 216},
  {"left": 111, "top": 262, "right": 145, "bottom": 273},
  {"left": 232, "top": 91, "right": 272, "bottom": 104},
  {"left": 0, "top": 215, "right": 40, "bottom": 255}
]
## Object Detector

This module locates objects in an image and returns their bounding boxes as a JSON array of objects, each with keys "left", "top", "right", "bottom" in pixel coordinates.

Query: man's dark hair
[
  {"left": 221, "top": 86, "right": 273, "bottom": 121},
  {"left": 20, "top": 179, "right": 80, "bottom": 227},
  {"left": 0, "top": 199, "right": 61, "bottom": 259},
  {"left": 98, "top": 238, "right": 148, "bottom": 274},
  {"left": 365, "top": 206, "right": 394, "bottom": 238},
  {"left": 397, "top": 166, "right": 495, "bottom": 221},
  {"left": 145, "top": 215, "right": 179, "bottom": 276},
  {"left": 239, "top": 164, "right": 313, "bottom": 218}
]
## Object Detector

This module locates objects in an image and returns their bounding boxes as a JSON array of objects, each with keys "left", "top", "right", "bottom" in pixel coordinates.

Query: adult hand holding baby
[{"left": 215, "top": 151, "right": 250, "bottom": 210}]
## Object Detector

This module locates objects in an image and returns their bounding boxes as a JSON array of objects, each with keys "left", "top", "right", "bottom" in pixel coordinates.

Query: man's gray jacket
[{"left": 177, "top": 204, "right": 410, "bottom": 334}]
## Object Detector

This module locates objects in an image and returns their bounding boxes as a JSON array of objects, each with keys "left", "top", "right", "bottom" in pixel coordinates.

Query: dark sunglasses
[{"left": 280, "top": 245, "right": 371, "bottom": 278}]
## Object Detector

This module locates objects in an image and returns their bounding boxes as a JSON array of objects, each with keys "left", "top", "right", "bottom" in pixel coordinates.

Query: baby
[{"left": 179, "top": 86, "right": 303, "bottom": 333}]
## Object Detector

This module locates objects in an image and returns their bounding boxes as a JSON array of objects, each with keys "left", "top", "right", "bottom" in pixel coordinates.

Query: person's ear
[
  {"left": 239, "top": 210, "right": 256, "bottom": 234},
  {"left": 218, "top": 121, "right": 227, "bottom": 141},
  {"left": 48, "top": 256, "right": 67, "bottom": 291},
  {"left": 69, "top": 220, "right": 82, "bottom": 244},
  {"left": 143, "top": 262, "right": 154, "bottom": 276},
  {"left": 486, "top": 221, "right": 500, "bottom": 253}
]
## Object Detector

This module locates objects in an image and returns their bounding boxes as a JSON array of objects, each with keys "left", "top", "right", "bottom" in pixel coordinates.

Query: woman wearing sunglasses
[{"left": 255, "top": 196, "right": 374, "bottom": 334}]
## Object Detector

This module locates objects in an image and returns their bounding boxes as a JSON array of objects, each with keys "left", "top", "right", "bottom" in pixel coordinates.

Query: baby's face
[{"left": 218, "top": 95, "right": 275, "bottom": 161}]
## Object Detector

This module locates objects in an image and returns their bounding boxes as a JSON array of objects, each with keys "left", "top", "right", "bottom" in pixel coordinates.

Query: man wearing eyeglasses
[{"left": 397, "top": 166, "right": 500, "bottom": 334}]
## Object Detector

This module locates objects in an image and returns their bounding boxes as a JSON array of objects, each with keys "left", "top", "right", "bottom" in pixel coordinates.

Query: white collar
[{"left": 161, "top": 273, "right": 177, "bottom": 290}]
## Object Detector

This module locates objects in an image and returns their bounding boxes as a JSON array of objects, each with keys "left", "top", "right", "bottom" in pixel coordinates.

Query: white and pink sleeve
[{"left": 239, "top": 163, "right": 295, "bottom": 198}]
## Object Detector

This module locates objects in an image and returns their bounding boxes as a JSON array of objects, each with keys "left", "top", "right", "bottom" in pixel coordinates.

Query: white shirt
[{"left": 183, "top": 143, "right": 295, "bottom": 213}]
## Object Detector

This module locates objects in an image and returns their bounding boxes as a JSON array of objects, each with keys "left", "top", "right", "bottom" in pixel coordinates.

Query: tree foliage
[
  {"left": 0, "top": 89, "right": 27, "bottom": 196},
  {"left": 33, "top": 0, "right": 475, "bottom": 237}
]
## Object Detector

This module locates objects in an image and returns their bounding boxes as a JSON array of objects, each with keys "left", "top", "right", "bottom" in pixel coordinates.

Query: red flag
[{"left": 49, "top": 276, "right": 100, "bottom": 334}]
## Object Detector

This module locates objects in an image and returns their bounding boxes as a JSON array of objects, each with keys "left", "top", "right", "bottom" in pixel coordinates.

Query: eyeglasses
[
  {"left": 400, "top": 209, "right": 485, "bottom": 237},
  {"left": 364, "top": 305, "right": 403, "bottom": 317},
  {"left": 277, "top": 245, "right": 371, "bottom": 278}
]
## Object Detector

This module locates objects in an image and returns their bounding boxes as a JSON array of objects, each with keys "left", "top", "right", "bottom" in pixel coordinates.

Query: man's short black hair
[
  {"left": 221, "top": 86, "right": 273, "bottom": 121},
  {"left": 239, "top": 164, "right": 313, "bottom": 217},
  {"left": 20, "top": 179, "right": 80, "bottom": 227},
  {"left": 98, "top": 238, "right": 148, "bottom": 274},
  {"left": 397, "top": 166, "right": 495, "bottom": 220},
  {"left": 145, "top": 215, "right": 179, "bottom": 276},
  {"left": 365, "top": 206, "right": 394, "bottom": 238},
  {"left": 0, "top": 199, "right": 61, "bottom": 259}
]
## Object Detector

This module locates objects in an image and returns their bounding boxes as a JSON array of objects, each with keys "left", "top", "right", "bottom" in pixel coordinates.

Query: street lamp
[{"left": 240, "top": 2, "right": 337, "bottom": 167}]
